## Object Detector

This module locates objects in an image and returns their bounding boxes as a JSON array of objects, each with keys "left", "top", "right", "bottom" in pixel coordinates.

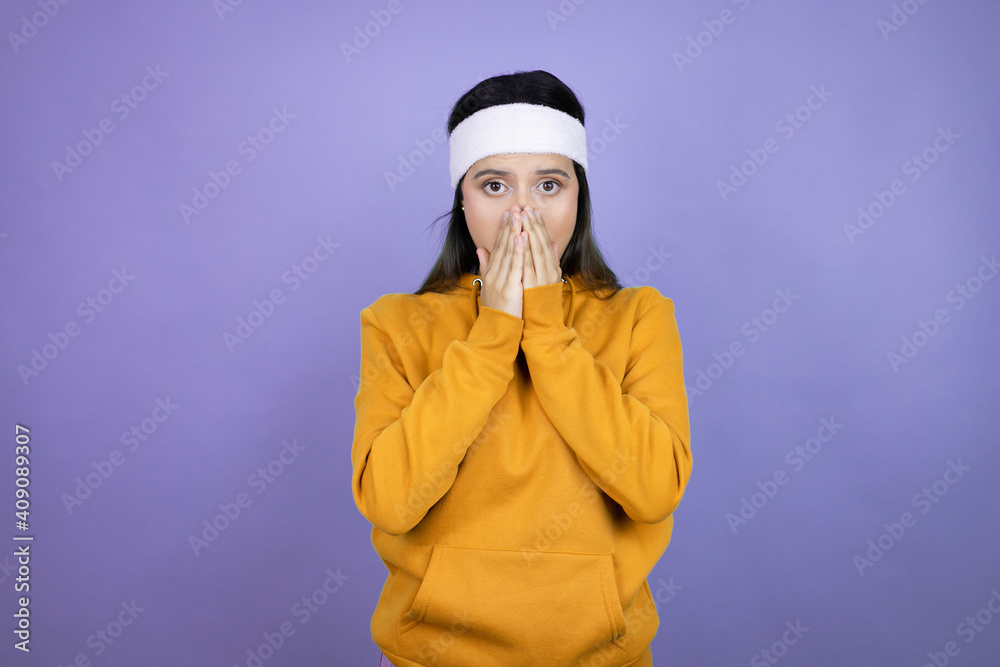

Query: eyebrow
[{"left": 471, "top": 168, "right": 571, "bottom": 180}]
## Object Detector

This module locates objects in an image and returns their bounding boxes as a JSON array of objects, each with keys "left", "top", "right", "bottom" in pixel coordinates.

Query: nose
[{"left": 512, "top": 195, "right": 537, "bottom": 215}]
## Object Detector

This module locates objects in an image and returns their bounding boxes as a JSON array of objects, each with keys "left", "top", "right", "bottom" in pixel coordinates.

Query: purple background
[{"left": 1, "top": 0, "right": 998, "bottom": 665}]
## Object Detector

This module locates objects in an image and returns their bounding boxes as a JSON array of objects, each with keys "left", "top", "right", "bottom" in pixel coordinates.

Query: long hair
[{"left": 414, "top": 70, "right": 622, "bottom": 299}]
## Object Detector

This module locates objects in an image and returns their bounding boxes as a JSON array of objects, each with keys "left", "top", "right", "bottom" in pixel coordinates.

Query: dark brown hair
[{"left": 414, "top": 70, "right": 622, "bottom": 299}]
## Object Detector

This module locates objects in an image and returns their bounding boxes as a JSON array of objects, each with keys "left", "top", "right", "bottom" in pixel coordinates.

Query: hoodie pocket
[{"left": 398, "top": 545, "right": 627, "bottom": 666}]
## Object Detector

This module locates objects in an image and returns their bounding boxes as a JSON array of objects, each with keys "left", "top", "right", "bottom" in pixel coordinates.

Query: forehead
[{"left": 471, "top": 153, "right": 573, "bottom": 171}]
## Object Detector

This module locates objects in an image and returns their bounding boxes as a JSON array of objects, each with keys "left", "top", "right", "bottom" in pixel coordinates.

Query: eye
[
  {"left": 484, "top": 180, "right": 508, "bottom": 194},
  {"left": 540, "top": 179, "right": 561, "bottom": 193}
]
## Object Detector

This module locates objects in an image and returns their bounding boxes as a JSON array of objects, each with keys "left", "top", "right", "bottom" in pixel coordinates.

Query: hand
[
  {"left": 475, "top": 211, "right": 525, "bottom": 319},
  {"left": 517, "top": 206, "right": 563, "bottom": 289}
]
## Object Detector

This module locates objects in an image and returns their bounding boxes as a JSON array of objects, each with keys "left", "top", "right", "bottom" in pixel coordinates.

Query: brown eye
[{"left": 541, "top": 180, "right": 560, "bottom": 193}]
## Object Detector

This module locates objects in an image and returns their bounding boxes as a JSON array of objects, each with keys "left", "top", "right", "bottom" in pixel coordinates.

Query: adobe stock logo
[
  {"left": 672, "top": 0, "right": 754, "bottom": 74},
  {"left": 852, "top": 458, "right": 970, "bottom": 576},
  {"left": 179, "top": 107, "right": 296, "bottom": 225},
  {"left": 877, "top": 0, "right": 934, "bottom": 41},
  {"left": 544, "top": 0, "right": 589, "bottom": 31},
  {"left": 716, "top": 85, "right": 833, "bottom": 202},
  {"left": 920, "top": 586, "right": 1000, "bottom": 667},
  {"left": 54, "top": 600, "right": 145, "bottom": 665},
  {"left": 339, "top": 0, "right": 412, "bottom": 63},
  {"left": 725, "top": 417, "right": 843, "bottom": 534},
  {"left": 844, "top": 126, "right": 959, "bottom": 245},
  {"left": 7, "top": 0, "right": 73, "bottom": 54},
  {"left": 188, "top": 439, "right": 306, "bottom": 556},
  {"left": 16, "top": 267, "right": 135, "bottom": 386},
  {"left": 230, "top": 567, "right": 349, "bottom": 667},
  {"left": 213, "top": 0, "right": 248, "bottom": 21},
  {"left": 51, "top": 66, "right": 169, "bottom": 183},
  {"left": 61, "top": 397, "right": 179, "bottom": 515},
  {"left": 885, "top": 254, "right": 996, "bottom": 373},
  {"left": 222, "top": 236, "right": 340, "bottom": 353},
  {"left": 750, "top": 620, "right": 809, "bottom": 667},
  {"left": 687, "top": 287, "right": 800, "bottom": 402}
]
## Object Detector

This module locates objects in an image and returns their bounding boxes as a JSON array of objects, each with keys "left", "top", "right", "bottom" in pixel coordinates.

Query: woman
[{"left": 352, "top": 70, "right": 693, "bottom": 667}]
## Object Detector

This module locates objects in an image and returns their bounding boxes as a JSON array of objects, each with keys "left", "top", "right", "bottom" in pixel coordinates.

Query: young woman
[{"left": 352, "top": 70, "right": 693, "bottom": 667}]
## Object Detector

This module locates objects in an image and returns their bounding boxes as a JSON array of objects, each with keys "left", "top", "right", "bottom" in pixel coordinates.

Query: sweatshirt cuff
[
  {"left": 470, "top": 304, "right": 525, "bottom": 359},
  {"left": 522, "top": 281, "right": 568, "bottom": 339}
]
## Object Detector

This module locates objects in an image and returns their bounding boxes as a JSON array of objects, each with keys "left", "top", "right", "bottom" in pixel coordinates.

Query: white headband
[{"left": 448, "top": 102, "right": 588, "bottom": 189}]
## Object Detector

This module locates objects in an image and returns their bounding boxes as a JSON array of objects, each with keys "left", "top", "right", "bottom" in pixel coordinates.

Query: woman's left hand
[{"left": 519, "top": 207, "right": 563, "bottom": 289}]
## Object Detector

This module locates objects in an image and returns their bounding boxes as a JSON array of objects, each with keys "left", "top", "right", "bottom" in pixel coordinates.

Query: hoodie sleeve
[
  {"left": 352, "top": 300, "right": 523, "bottom": 536},
  {"left": 519, "top": 282, "right": 692, "bottom": 524}
]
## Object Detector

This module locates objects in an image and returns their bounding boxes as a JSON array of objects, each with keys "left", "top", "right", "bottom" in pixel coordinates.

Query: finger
[
  {"left": 512, "top": 209, "right": 523, "bottom": 235},
  {"left": 512, "top": 226, "right": 525, "bottom": 282},
  {"left": 509, "top": 207, "right": 522, "bottom": 234},
  {"left": 537, "top": 210, "right": 559, "bottom": 270},
  {"left": 526, "top": 210, "right": 555, "bottom": 278},
  {"left": 519, "top": 211, "right": 533, "bottom": 284},
  {"left": 531, "top": 208, "right": 556, "bottom": 252},
  {"left": 533, "top": 208, "right": 552, "bottom": 239},
  {"left": 523, "top": 228, "right": 535, "bottom": 284},
  {"left": 497, "top": 217, "right": 518, "bottom": 286},
  {"left": 489, "top": 219, "right": 512, "bottom": 281},
  {"left": 491, "top": 212, "right": 511, "bottom": 256}
]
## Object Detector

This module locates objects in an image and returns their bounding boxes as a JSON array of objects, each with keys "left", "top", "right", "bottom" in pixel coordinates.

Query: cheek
[
  {"left": 544, "top": 205, "right": 576, "bottom": 242},
  {"left": 465, "top": 210, "right": 500, "bottom": 249}
]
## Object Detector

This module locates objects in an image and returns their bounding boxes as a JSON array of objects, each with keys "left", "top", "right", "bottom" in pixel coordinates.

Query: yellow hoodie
[{"left": 352, "top": 271, "right": 692, "bottom": 667}]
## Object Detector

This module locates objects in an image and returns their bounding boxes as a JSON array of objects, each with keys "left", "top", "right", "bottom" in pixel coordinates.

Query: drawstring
[
  {"left": 472, "top": 277, "right": 482, "bottom": 318},
  {"left": 566, "top": 274, "right": 575, "bottom": 329},
  {"left": 471, "top": 274, "right": 575, "bottom": 327}
]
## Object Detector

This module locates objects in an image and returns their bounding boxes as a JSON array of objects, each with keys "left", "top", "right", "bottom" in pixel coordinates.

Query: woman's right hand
[{"left": 475, "top": 211, "right": 525, "bottom": 319}]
